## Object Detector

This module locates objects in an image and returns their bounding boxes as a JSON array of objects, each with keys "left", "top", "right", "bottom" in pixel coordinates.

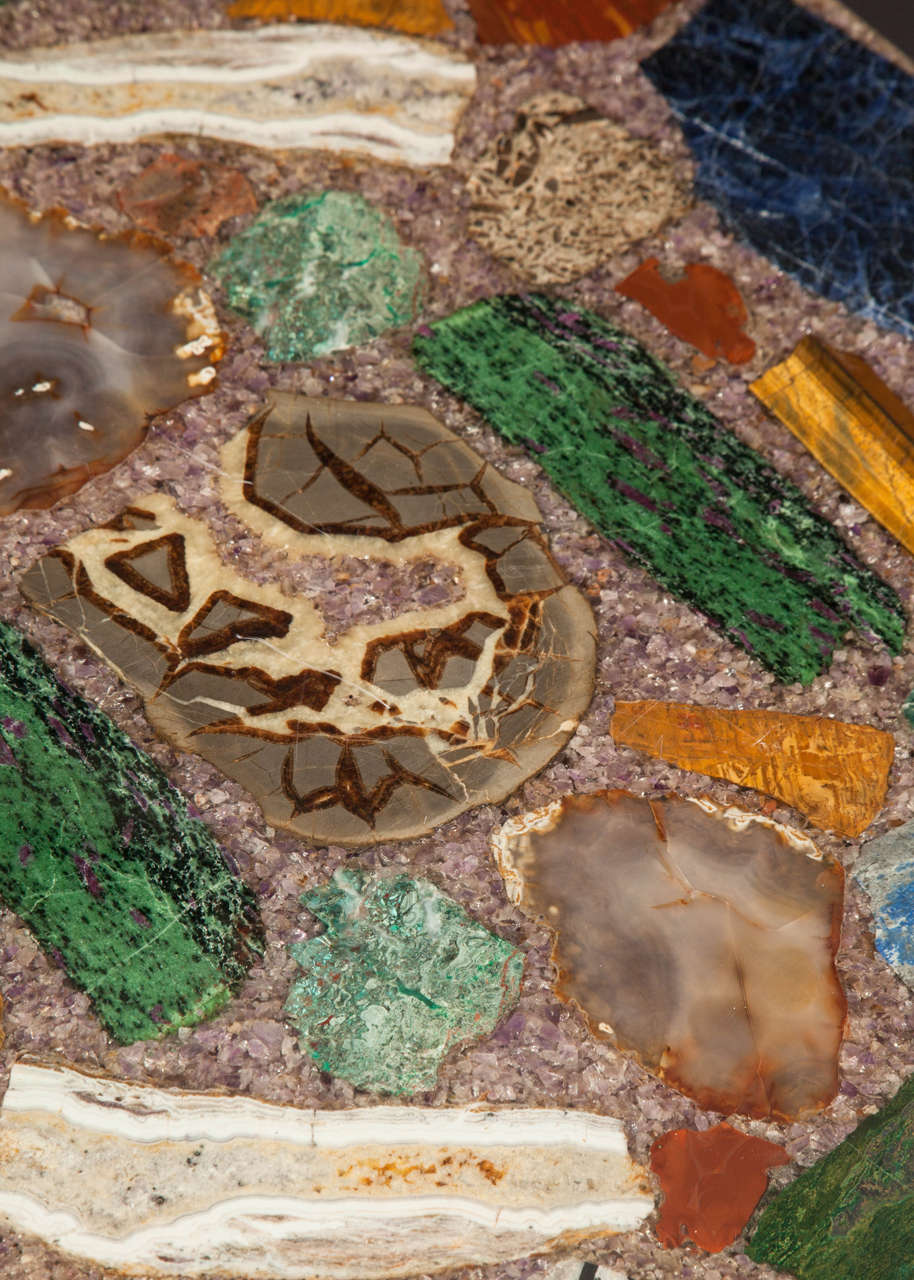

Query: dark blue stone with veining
[{"left": 642, "top": 0, "right": 914, "bottom": 338}]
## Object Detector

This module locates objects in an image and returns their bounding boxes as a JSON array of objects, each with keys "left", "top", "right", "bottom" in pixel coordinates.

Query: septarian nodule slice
[
  {"left": 21, "top": 393, "right": 596, "bottom": 846},
  {"left": 285, "top": 868, "right": 523, "bottom": 1094},
  {"left": 0, "top": 1062, "right": 654, "bottom": 1278},
  {"left": 412, "top": 294, "right": 905, "bottom": 684},
  {"left": 0, "top": 621, "right": 263, "bottom": 1044},
  {"left": 491, "top": 791, "right": 846, "bottom": 1119},
  {"left": 0, "top": 26, "right": 476, "bottom": 166},
  {"left": 0, "top": 188, "right": 222, "bottom": 515},
  {"left": 611, "top": 700, "right": 894, "bottom": 837}
]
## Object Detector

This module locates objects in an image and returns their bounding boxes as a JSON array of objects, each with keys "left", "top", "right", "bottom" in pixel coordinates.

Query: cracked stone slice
[
  {"left": 117, "top": 153, "right": 258, "bottom": 239},
  {"left": 226, "top": 0, "right": 455, "bottom": 37},
  {"left": 615, "top": 257, "right": 755, "bottom": 364},
  {"left": 611, "top": 700, "right": 894, "bottom": 837},
  {"left": 20, "top": 393, "right": 596, "bottom": 846},
  {"left": 491, "top": 791, "right": 846, "bottom": 1119},
  {"left": 751, "top": 336, "right": 914, "bottom": 557},
  {"left": 651, "top": 1122, "right": 790, "bottom": 1251},
  {"left": 855, "top": 818, "right": 914, "bottom": 992},
  {"left": 0, "top": 25, "right": 475, "bottom": 165},
  {"left": 749, "top": 1070, "right": 914, "bottom": 1279},
  {"left": 0, "top": 620, "right": 263, "bottom": 1044},
  {"left": 0, "top": 1061, "right": 654, "bottom": 1278},
  {"left": 466, "top": 93, "right": 689, "bottom": 286},
  {"left": 413, "top": 294, "right": 905, "bottom": 684},
  {"left": 285, "top": 867, "right": 523, "bottom": 1094},
  {"left": 209, "top": 190, "right": 426, "bottom": 362},
  {"left": 0, "top": 186, "right": 222, "bottom": 515}
]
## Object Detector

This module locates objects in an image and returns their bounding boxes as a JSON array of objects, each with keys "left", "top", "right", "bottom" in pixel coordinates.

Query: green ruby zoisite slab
[
  {"left": 412, "top": 294, "right": 905, "bottom": 683},
  {"left": 0, "top": 620, "right": 264, "bottom": 1043},
  {"left": 285, "top": 868, "right": 523, "bottom": 1095},
  {"left": 749, "top": 1072, "right": 914, "bottom": 1279}
]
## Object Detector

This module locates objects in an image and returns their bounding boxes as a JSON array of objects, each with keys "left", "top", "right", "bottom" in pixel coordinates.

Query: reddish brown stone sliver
[
  {"left": 117, "top": 154, "right": 257, "bottom": 239},
  {"left": 615, "top": 257, "right": 756, "bottom": 364},
  {"left": 651, "top": 1122, "right": 790, "bottom": 1252}
]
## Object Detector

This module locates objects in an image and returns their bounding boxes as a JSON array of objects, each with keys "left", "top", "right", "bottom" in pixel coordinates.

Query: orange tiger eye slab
[
  {"left": 615, "top": 258, "right": 755, "bottom": 364},
  {"left": 651, "top": 1122, "right": 790, "bottom": 1252},
  {"left": 467, "top": 0, "right": 674, "bottom": 45},
  {"left": 226, "top": 0, "right": 454, "bottom": 36},
  {"left": 611, "top": 700, "right": 893, "bottom": 838},
  {"left": 751, "top": 336, "right": 914, "bottom": 558}
]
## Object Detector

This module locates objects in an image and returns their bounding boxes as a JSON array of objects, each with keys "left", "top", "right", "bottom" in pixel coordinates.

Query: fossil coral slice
[
  {"left": 610, "top": 700, "right": 894, "bottom": 837},
  {"left": 21, "top": 393, "right": 596, "bottom": 846},
  {"left": 0, "top": 188, "right": 222, "bottom": 514},
  {"left": 0, "top": 620, "right": 263, "bottom": 1044},
  {"left": 466, "top": 93, "right": 689, "bottom": 286},
  {"left": 0, "top": 1062, "right": 654, "bottom": 1278},
  {"left": 0, "top": 26, "right": 476, "bottom": 166},
  {"left": 117, "top": 153, "right": 258, "bottom": 239},
  {"left": 492, "top": 791, "right": 846, "bottom": 1119},
  {"left": 226, "top": 0, "right": 455, "bottom": 38},
  {"left": 285, "top": 868, "right": 523, "bottom": 1093}
]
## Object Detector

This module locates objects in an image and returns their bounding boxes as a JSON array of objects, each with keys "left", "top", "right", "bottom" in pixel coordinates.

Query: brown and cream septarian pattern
[
  {"left": 22, "top": 394, "right": 596, "bottom": 846},
  {"left": 611, "top": 700, "right": 894, "bottom": 838},
  {"left": 0, "top": 188, "right": 222, "bottom": 515},
  {"left": 466, "top": 93, "right": 690, "bottom": 286},
  {"left": 492, "top": 792, "right": 846, "bottom": 1119}
]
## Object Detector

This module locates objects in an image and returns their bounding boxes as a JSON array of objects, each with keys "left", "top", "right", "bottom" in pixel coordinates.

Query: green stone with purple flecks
[
  {"left": 412, "top": 293, "right": 904, "bottom": 684},
  {"left": 285, "top": 867, "right": 523, "bottom": 1095},
  {"left": 0, "top": 619, "right": 263, "bottom": 1043}
]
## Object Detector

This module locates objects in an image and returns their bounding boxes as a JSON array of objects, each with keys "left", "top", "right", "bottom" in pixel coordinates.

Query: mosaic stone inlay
[
  {"left": 209, "top": 190, "right": 426, "bottom": 362},
  {"left": 0, "top": 26, "right": 476, "bottom": 166},
  {"left": 0, "top": 1062, "right": 654, "bottom": 1278},
  {"left": 615, "top": 257, "right": 756, "bottom": 364},
  {"left": 751, "top": 336, "right": 914, "bottom": 558},
  {"left": 642, "top": 0, "right": 914, "bottom": 339},
  {"left": 651, "top": 1123, "right": 790, "bottom": 1252},
  {"left": 117, "top": 153, "right": 258, "bottom": 240},
  {"left": 611, "top": 700, "right": 894, "bottom": 837},
  {"left": 468, "top": 0, "right": 675, "bottom": 45},
  {"left": 413, "top": 294, "right": 905, "bottom": 684},
  {"left": 466, "top": 93, "right": 689, "bottom": 286},
  {"left": 21, "top": 394, "right": 596, "bottom": 846},
  {"left": 285, "top": 868, "right": 524, "bottom": 1094},
  {"left": 0, "top": 187, "right": 222, "bottom": 515},
  {"left": 492, "top": 792, "right": 846, "bottom": 1119},
  {"left": 855, "top": 819, "right": 914, "bottom": 993},
  {"left": 226, "top": 0, "right": 455, "bottom": 37},
  {"left": 749, "top": 1070, "right": 914, "bottom": 1279},
  {"left": 0, "top": 620, "right": 263, "bottom": 1044}
]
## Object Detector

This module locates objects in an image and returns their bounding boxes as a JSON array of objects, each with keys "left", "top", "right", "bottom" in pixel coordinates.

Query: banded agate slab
[{"left": 0, "top": 1063, "right": 654, "bottom": 1278}]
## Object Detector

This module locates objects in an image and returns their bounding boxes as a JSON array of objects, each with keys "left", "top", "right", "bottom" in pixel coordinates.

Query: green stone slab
[
  {"left": 0, "top": 620, "right": 264, "bottom": 1043},
  {"left": 748, "top": 1072, "right": 914, "bottom": 1280},
  {"left": 412, "top": 294, "right": 905, "bottom": 684},
  {"left": 209, "top": 189, "right": 426, "bottom": 362},
  {"left": 285, "top": 868, "right": 523, "bottom": 1094}
]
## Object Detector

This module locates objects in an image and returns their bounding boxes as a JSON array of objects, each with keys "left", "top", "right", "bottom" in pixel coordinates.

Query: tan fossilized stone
[
  {"left": 0, "top": 1063, "right": 654, "bottom": 1277},
  {"left": 21, "top": 393, "right": 596, "bottom": 845}
]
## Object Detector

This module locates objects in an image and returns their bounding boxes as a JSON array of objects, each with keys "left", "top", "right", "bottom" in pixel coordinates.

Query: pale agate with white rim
[
  {"left": 0, "top": 25, "right": 476, "bottom": 165},
  {"left": 0, "top": 1063, "right": 653, "bottom": 1278}
]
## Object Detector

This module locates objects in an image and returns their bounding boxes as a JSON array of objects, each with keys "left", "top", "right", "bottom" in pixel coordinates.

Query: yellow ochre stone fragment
[
  {"left": 610, "top": 700, "right": 894, "bottom": 837},
  {"left": 750, "top": 336, "right": 914, "bottom": 556}
]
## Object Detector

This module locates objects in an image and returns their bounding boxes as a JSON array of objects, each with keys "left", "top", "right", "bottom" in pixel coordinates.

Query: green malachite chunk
[
  {"left": 0, "top": 621, "right": 264, "bottom": 1044},
  {"left": 749, "top": 1072, "right": 914, "bottom": 1280},
  {"left": 412, "top": 294, "right": 905, "bottom": 684},
  {"left": 285, "top": 868, "right": 523, "bottom": 1095},
  {"left": 209, "top": 189, "right": 426, "bottom": 362}
]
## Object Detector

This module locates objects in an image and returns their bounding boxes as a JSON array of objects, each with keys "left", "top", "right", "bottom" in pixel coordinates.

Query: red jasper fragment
[
  {"left": 651, "top": 1122, "right": 790, "bottom": 1252},
  {"left": 615, "top": 257, "right": 756, "bottom": 364},
  {"left": 117, "top": 153, "right": 257, "bottom": 239}
]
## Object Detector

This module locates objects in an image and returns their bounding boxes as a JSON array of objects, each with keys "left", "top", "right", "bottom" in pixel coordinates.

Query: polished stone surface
[
  {"left": 0, "top": 620, "right": 263, "bottom": 1043},
  {"left": 285, "top": 868, "right": 523, "bottom": 1094},
  {"left": 615, "top": 257, "right": 755, "bottom": 364},
  {"left": 468, "top": 0, "right": 675, "bottom": 45},
  {"left": 117, "top": 152, "right": 257, "bottom": 239},
  {"left": 855, "top": 819, "right": 914, "bottom": 991},
  {"left": 413, "top": 293, "right": 905, "bottom": 683},
  {"left": 226, "top": 0, "right": 455, "bottom": 35},
  {"left": 642, "top": 0, "right": 914, "bottom": 339}
]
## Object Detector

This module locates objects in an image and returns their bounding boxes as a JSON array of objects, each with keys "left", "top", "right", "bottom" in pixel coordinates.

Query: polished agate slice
[
  {"left": 0, "top": 189, "right": 222, "bottom": 514},
  {"left": 492, "top": 791, "right": 846, "bottom": 1119}
]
